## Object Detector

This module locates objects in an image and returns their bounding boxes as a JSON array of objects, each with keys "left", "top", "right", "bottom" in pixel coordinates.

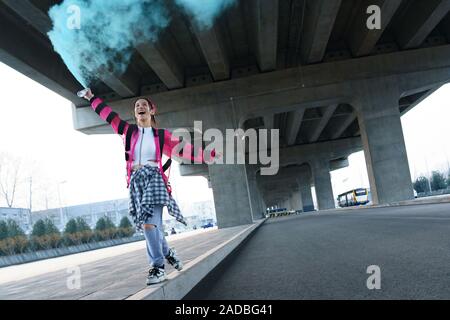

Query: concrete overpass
[{"left": 1, "top": 0, "right": 450, "bottom": 229}]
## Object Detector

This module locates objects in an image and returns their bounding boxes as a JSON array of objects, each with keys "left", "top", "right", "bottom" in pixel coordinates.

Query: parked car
[{"left": 202, "top": 222, "right": 214, "bottom": 229}]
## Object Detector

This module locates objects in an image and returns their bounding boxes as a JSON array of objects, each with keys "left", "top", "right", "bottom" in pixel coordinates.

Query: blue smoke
[
  {"left": 48, "top": 0, "right": 170, "bottom": 87},
  {"left": 175, "top": 0, "right": 237, "bottom": 29},
  {"left": 47, "top": 0, "right": 236, "bottom": 88}
]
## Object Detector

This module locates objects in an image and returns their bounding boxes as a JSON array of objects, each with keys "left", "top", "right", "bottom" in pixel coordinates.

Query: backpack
[{"left": 157, "top": 128, "right": 172, "bottom": 172}]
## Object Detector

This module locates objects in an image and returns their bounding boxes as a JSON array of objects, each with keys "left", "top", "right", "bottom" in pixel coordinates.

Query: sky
[{"left": 0, "top": 61, "right": 449, "bottom": 211}]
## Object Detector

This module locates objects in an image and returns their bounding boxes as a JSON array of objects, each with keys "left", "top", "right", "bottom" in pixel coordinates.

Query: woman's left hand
[{"left": 82, "top": 88, "right": 94, "bottom": 101}]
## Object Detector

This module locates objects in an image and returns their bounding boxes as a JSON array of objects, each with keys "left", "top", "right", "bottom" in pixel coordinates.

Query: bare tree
[{"left": 0, "top": 153, "right": 21, "bottom": 208}]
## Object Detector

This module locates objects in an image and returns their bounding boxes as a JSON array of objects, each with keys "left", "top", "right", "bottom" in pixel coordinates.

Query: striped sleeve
[
  {"left": 163, "top": 129, "right": 215, "bottom": 163},
  {"left": 90, "top": 97, "right": 130, "bottom": 136}
]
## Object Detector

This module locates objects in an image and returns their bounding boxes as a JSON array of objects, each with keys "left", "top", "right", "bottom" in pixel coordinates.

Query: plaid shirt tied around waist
[{"left": 128, "top": 165, "right": 186, "bottom": 231}]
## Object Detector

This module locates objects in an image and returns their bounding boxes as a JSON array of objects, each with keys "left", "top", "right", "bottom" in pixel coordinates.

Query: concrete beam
[
  {"left": 245, "top": 139, "right": 357, "bottom": 182},
  {"left": 264, "top": 115, "right": 275, "bottom": 129},
  {"left": 442, "top": 14, "right": 450, "bottom": 41},
  {"left": 330, "top": 158, "right": 349, "bottom": 171},
  {"left": 73, "top": 45, "right": 450, "bottom": 133},
  {"left": 401, "top": 86, "right": 442, "bottom": 115},
  {"left": 257, "top": 165, "right": 306, "bottom": 184},
  {"left": 256, "top": 160, "right": 346, "bottom": 195},
  {"left": 253, "top": 0, "right": 279, "bottom": 71},
  {"left": 262, "top": 189, "right": 295, "bottom": 198},
  {"left": 192, "top": 24, "right": 230, "bottom": 81},
  {"left": 98, "top": 67, "right": 139, "bottom": 98},
  {"left": 396, "top": 0, "right": 450, "bottom": 49},
  {"left": 331, "top": 112, "right": 357, "bottom": 139},
  {"left": 0, "top": 3, "right": 85, "bottom": 106},
  {"left": 301, "top": 0, "right": 342, "bottom": 63},
  {"left": 285, "top": 109, "right": 305, "bottom": 146},
  {"left": 249, "top": 136, "right": 362, "bottom": 170},
  {"left": 262, "top": 191, "right": 292, "bottom": 205},
  {"left": 309, "top": 104, "right": 339, "bottom": 142},
  {"left": 2, "top": 0, "right": 52, "bottom": 34},
  {"left": 137, "top": 39, "right": 184, "bottom": 90},
  {"left": 179, "top": 164, "right": 209, "bottom": 177},
  {"left": 259, "top": 177, "right": 298, "bottom": 189},
  {"left": 348, "top": 0, "right": 402, "bottom": 56}
]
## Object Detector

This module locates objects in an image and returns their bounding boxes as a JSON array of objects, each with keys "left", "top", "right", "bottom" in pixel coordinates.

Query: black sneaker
[
  {"left": 166, "top": 248, "right": 183, "bottom": 271},
  {"left": 146, "top": 266, "right": 166, "bottom": 285}
]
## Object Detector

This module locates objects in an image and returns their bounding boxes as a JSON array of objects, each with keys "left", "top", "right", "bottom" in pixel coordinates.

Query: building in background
[
  {"left": 32, "top": 199, "right": 130, "bottom": 232},
  {"left": 0, "top": 207, "right": 32, "bottom": 233},
  {"left": 30, "top": 199, "right": 217, "bottom": 234}
]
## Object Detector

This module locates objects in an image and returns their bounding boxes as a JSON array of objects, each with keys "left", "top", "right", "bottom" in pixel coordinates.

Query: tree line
[
  {"left": 0, "top": 215, "right": 135, "bottom": 256},
  {"left": 413, "top": 170, "right": 450, "bottom": 194}
]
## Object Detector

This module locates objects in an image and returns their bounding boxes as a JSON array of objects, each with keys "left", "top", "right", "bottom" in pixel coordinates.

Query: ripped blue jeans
[{"left": 143, "top": 205, "right": 170, "bottom": 268}]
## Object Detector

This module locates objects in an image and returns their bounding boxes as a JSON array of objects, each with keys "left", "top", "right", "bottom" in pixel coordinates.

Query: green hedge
[{"left": 0, "top": 216, "right": 135, "bottom": 256}]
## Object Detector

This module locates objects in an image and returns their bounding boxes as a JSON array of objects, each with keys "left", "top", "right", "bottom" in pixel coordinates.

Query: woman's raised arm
[{"left": 81, "top": 89, "right": 131, "bottom": 136}]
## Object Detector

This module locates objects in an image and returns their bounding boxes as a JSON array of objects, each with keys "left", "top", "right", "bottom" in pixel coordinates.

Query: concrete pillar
[
  {"left": 259, "top": 195, "right": 267, "bottom": 214},
  {"left": 355, "top": 80, "right": 414, "bottom": 204},
  {"left": 209, "top": 164, "right": 253, "bottom": 228},
  {"left": 311, "top": 159, "right": 335, "bottom": 210},
  {"left": 257, "top": 187, "right": 265, "bottom": 217},
  {"left": 261, "top": 193, "right": 270, "bottom": 211},
  {"left": 246, "top": 166, "right": 264, "bottom": 220},
  {"left": 282, "top": 199, "right": 290, "bottom": 210},
  {"left": 289, "top": 190, "right": 303, "bottom": 212},
  {"left": 299, "top": 180, "right": 315, "bottom": 212}
]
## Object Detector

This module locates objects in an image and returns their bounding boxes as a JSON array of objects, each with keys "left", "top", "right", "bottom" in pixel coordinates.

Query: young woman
[{"left": 81, "top": 89, "right": 217, "bottom": 285}]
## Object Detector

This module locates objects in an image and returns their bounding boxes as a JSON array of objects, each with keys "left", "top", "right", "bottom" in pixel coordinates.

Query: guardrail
[{"left": 266, "top": 210, "right": 302, "bottom": 218}]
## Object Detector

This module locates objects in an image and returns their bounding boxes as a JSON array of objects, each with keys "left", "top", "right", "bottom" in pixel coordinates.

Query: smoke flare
[{"left": 47, "top": 0, "right": 237, "bottom": 88}]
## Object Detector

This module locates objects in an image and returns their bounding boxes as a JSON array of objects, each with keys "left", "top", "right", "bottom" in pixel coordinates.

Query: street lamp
[{"left": 57, "top": 180, "right": 67, "bottom": 230}]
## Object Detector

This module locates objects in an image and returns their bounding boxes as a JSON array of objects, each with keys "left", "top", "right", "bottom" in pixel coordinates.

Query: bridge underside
[{"left": 1, "top": 0, "right": 450, "bottom": 228}]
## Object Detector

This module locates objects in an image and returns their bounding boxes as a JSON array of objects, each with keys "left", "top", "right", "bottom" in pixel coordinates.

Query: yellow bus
[{"left": 337, "top": 188, "right": 370, "bottom": 207}]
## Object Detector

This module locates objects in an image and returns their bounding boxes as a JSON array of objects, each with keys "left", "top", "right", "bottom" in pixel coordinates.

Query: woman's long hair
[{"left": 133, "top": 97, "right": 158, "bottom": 128}]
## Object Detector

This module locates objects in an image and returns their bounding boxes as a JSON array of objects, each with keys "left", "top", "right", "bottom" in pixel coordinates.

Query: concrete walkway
[{"left": 0, "top": 221, "right": 264, "bottom": 300}]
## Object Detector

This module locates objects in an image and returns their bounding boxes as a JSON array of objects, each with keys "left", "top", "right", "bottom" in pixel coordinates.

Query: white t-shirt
[{"left": 133, "top": 126, "right": 157, "bottom": 166}]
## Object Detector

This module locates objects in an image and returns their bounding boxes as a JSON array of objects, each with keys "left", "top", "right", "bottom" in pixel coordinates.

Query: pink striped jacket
[{"left": 89, "top": 97, "right": 215, "bottom": 192}]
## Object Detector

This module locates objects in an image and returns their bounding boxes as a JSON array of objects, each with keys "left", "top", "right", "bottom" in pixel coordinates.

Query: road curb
[
  {"left": 126, "top": 218, "right": 267, "bottom": 300},
  {"left": 317, "top": 195, "right": 450, "bottom": 214}
]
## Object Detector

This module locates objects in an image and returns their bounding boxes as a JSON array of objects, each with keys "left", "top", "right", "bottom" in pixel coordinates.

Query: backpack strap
[
  {"left": 157, "top": 128, "right": 172, "bottom": 173},
  {"left": 125, "top": 124, "right": 138, "bottom": 161}
]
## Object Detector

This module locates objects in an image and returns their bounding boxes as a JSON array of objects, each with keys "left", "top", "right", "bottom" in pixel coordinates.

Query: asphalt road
[{"left": 185, "top": 203, "right": 450, "bottom": 299}]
